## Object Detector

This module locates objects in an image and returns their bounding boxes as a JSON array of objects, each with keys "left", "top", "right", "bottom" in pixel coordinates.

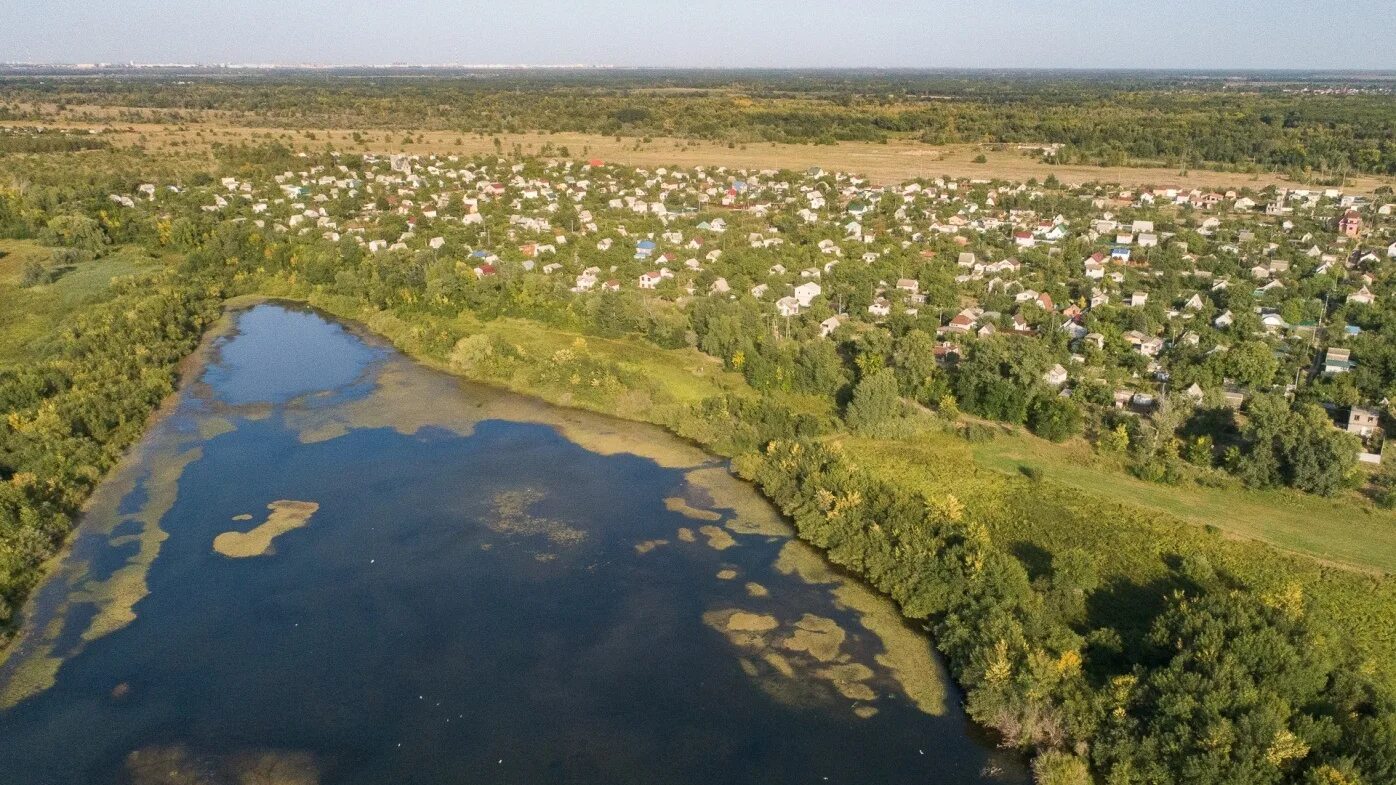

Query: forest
[{"left": 2, "top": 69, "right": 1395, "bottom": 174}]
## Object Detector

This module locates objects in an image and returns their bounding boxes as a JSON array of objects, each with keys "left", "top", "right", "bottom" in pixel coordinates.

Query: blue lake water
[{"left": 0, "top": 303, "right": 1024, "bottom": 785}]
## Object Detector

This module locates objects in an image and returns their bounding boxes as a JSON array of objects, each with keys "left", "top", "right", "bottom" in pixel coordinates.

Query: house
[
  {"left": 1338, "top": 210, "right": 1363, "bottom": 238},
  {"left": 1348, "top": 406, "right": 1382, "bottom": 438},
  {"left": 709, "top": 278, "right": 731, "bottom": 295},
  {"left": 639, "top": 271, "right": 663, "bottom": 289},
  {"left": 776, "top": 296, "right": 801, "bottom": 317},
  {"left": 1130, "top": 291, "right": 1149, "bottom": 308},
  {"left": 1260, "top": 313, "right": 1289, "bottom": 333},
  {"left": 1324, "top": 347, "right": 1354, "bottom": 374},
  {"left": 868, "top": 297, "right": 892, "bottom": 318},
  {"left": 945, "top": 311, "right": 976, "bottom": 335},
  {"left": 1348, "top": 286, "right": 1376, "bottom": 306},
  {"left": 819, "top": 315, "right": 843, "bottom": 338},
  {"left": 572, "top": 273, "right": 597, "bottom": 293},
  {"left": 1043, "top": 364, "right": 1069, "bottom": 387},
  {"left": 793, "top": 282, "right": 822, "bottom": 308}
]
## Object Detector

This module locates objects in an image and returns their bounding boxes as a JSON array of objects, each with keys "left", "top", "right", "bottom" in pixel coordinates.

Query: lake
[{"left": 0, "top": 303, "right": 1024, "bottom": 784}]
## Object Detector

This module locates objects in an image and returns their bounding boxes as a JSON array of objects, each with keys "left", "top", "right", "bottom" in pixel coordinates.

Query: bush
[
  {"left": 1028, "top": 396, "right": 1083, "bottom": 442},
  {"left": 19, "top": 258, "right": 50, "bottom": 288},
  {"left": 1032, "top": 751, "right": 1091, "bottom": 785}
]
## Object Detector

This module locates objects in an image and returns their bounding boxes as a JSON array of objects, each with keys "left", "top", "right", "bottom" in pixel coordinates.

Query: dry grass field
[{"left": 13, "top": 101, "right": 1396, "bottom": 194}]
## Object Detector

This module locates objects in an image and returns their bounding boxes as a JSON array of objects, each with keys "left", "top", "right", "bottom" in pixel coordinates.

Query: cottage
[
  {"left": 793, "top": 282, "right": 822, "bottom": 308},
  {"left": 1348, "top": 406, "right": 1382, "bottom": 438},
  {"left": 1324, "top": 347, "right": 1354, "bottom": 374},
  {"left": 819, "top": 315, "right": 844, "bottom": 338},
  {"left": 1338, "top": 210, "right": 1363, "bottom": 238}
]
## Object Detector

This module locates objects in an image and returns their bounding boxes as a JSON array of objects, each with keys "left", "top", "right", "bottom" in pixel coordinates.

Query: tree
[
  {"left": 794, "top": 339, "right": 849, "bottom": 398},
  {"left": 40, "top": 214, "right": 108, "bottom": 255},
  {"left": 1236, "top": 395, "right": 1358, "bottom": 495},
  {"left": 892, "top": 329, "right": 941, "bottom": 404},
  {"left": 1028, "top": 395, "right": 1082, "bottom": 442},
  {"left": 1228, "top": 340, "right": 1280, "bottom": 389},
  {"left": 954, "top": 336, "right": 1050, "bottom": 425},
  {"left": 845, "top": 367, "right": 902, "bottom": 433}
]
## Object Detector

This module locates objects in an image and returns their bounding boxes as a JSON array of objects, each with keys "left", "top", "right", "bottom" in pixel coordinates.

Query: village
[{"left": 113, "top": 150, "right": 1396, "bottom": 465}]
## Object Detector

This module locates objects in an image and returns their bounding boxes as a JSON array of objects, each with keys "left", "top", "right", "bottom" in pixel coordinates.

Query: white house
[{"left": 793, "top": 282, "right": 822, "bottom": 308}]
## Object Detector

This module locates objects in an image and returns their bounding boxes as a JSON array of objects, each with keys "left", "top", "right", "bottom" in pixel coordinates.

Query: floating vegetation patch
[
  {"left": 703, "top": 608, "right": 780, "bottom": 648},
  {"left": 634, "top": 539, "right": 668, "bottom": 554},
  {"left": 702, "top": 606, "right": 878, "bottom": 717},
  {"left": 0, "top": 616, "right": 66, "bottom": 709},
  {"left": 212, "top": 500, "right": 320, "bottom": 559},
  {"left": 682, "top": 466, "right": 791, "bottom": 536},
  {"left": 773, "top": 540, "right": 838, "bottom": 584},
  {"left": 676, "top": 527, "right": 696, "bottom": 543},
  {"left": 833, "top": 583, "right": 947, "bottom": 716},
  {"left": 745, "top": 582, "right": 769, "bottom": 597},
  {"left": 817, "top": 663, "right": 878, "bottom": 701},
  {"left": 489, "top": 489, "right": 586, "bottom": 547},
  {"left": 716, "top": 568, "right": 738, "bottom": 580},
  {"left": 231, "top": 514, "right": 253, "bottom": 522},
  {"left": 125, "top": 744, "right": 319, "bottom": 785},
  {"left": 698, "top": 525, "right": 736, "bottom": 551},
  {"left": 287, "top": 354, "right": 710, "bottom": 469},
  {"left": 197, "top": 416, "right": 237, "bottom": 441},
  {"left": 664, "top": 496, "right": 722, "bottom": 522},
  {"left": 74, "top": 446, "right": 201, "bottom": 645},
  {"left": 780, "top": 614, "right": 846, "bottom": 662}
]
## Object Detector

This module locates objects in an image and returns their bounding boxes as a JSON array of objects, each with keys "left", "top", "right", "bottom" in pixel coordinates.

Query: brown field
[{"left": 11, "top": 101, "right": 1396, "bottom": 194}]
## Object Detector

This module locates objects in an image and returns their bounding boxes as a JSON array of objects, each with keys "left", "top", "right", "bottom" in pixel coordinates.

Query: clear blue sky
[{"left": 1, "top": 0, "right": 1393, "bottom": 69}]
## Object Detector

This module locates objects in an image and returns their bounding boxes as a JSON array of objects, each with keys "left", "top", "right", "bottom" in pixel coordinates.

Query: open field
[
  {"left": 840, "top": 420, "right": 1396, "bottom": 576},
  {"left": 967, "top": 426, "right": 1396, "bottom": 575},
  {"left": 839, "top": 427, "right": 1396, "bottom": 681},
  {"left": 10, "top": 102, "right": 1396, "bottom": 194},
  {"left": 0, "top": 240, "right": 166, "bottom": 363}
]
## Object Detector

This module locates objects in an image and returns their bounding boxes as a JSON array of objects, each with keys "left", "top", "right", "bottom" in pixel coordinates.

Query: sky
[{"left": 1, "top": 0, "right": 1393, "bottom": 70}]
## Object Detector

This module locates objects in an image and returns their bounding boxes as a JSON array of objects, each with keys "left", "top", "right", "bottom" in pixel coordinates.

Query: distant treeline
[{"left": 3, "top": 72, "right": 1396, "bottom": 173}]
